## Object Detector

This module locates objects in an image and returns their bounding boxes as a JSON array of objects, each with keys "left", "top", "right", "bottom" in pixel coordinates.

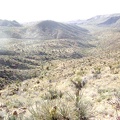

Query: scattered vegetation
[{"left": 0, "top": 16, "right": 120, "bottom": 120}]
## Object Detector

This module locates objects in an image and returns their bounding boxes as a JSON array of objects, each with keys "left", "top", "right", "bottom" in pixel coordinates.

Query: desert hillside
[{"left": 0, "top": 14, "right": 120, "bottom": 120}]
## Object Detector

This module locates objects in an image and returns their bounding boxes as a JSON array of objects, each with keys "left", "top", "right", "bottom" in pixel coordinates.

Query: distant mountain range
[
  {"left": 0, "top": 13, "right": 120, "bottom": 51},
  {"left": 69, "top": 13, "right": 120, "bottom": 27},
  {"left": 0, "top": 13, "right": 120, "bottom": 40},
  {"left": 1, "top": 13, "right": 120, "bottom": 27},
  {"left": 0, "top": 20, "right": 90, "bottom": 40}
]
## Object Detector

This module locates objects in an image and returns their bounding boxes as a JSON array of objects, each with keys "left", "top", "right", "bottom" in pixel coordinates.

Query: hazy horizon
[{"left": 0, "top": 0, "right": 120, "bottom": 23}]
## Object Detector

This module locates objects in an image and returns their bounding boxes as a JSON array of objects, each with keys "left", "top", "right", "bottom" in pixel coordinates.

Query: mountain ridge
[
  {"left": 24, "top": 20, "right": 90, "bottom": 40},
  {"left": 0, "top": 20, "right": 91, "bottom": 40},
  {"left": 0, "top": 19, "right": 22, "bottom": 27},
  {"left": 68, "top": 13, "right": 120, "bottom": 26}
]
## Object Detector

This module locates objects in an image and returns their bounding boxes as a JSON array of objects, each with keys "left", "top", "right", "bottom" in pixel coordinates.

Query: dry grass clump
[
  {"left": 108, "top": 90, "right": 120, "bottom": 119},
  {"left": 27, "top": 94, "right": 91, "bottom": 120},
  {"left": 41, "top": 89, "right": 63, "bottom": 100}
]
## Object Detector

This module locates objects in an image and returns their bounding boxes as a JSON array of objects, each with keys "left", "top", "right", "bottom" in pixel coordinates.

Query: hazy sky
[{"left": 0, "top": 0, "right": 120, "bottom": 23}]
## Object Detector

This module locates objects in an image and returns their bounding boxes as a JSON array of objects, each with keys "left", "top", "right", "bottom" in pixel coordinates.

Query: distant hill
[
  {"left": 23, "top": 20, "right": 90, "bottom": 40},
  {"left": 98, "top": 16, "right": 120, "bottom": 26},
  {"left": 71, "top": 13, "right": 120, "bottom": 27},
  {"left": 0, "top": 20, "right": 21, "bottom": 27},
  {"left": 0, "top": 20, "right": 22, "bottom": 38}
]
